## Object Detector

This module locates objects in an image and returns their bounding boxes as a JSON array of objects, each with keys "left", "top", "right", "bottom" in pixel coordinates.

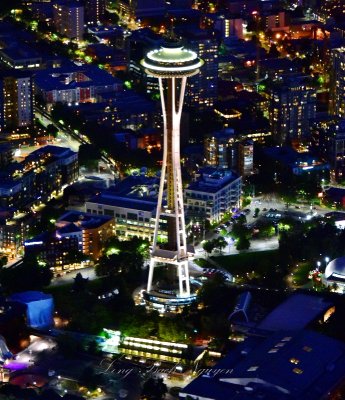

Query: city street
[{"left": 50, "top": 266, "right": 97, "bottom": 286}]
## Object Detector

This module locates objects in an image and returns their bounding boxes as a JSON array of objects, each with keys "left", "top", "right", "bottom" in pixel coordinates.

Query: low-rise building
[
  {"left": 56, "top": 210, "right": 115, "bottom": 260},
  {"left": 24, "top": 231, "right": 80, "bottom": 272},
  {"left": 180, "top": 329, "right": 345, "bottom": 400},
  {"left": 185, "top": 167, "right": 242, "bottom": 223},
  {"left": 0, "top": 145, "right": 78, "bottom": 210},
  {"left": 34, "top": 65, "right": 123, "bottom": 105},
  {"left": 85, "top": 175, "right": 160, "bottom": 240}
]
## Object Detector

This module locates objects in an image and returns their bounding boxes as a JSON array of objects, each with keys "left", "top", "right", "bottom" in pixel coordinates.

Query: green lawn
[
  {"left": 293, "top": 261, "right": 313, "bottom": 286},
  {"left": 212, "top": 250, "right": 280, "bottom": 276}
]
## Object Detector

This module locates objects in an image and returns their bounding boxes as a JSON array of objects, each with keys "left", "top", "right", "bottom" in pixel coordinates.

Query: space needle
[{"left": 141, "top": 37, "right": 203, "bottom": 307}]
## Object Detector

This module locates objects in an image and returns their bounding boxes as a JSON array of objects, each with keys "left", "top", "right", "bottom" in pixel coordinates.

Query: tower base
[{"left": 142, "top": 289, "right": 198, "bottom": 312}]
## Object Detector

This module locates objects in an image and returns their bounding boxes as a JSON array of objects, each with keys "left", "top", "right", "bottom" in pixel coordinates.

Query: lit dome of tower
[{"left": 141, "top": 38, "right": 203, "bottom": 77}]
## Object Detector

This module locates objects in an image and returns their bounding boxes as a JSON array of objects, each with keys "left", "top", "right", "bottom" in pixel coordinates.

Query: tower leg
[
  {"left": 147, "top": 258, "right": 155, "bottom": 292},
  {"left": 183, "top": 261, "right": 190, "bottom": 296},
  {"left": 177, "top": 260, "right": 190, "bottom": 297}
]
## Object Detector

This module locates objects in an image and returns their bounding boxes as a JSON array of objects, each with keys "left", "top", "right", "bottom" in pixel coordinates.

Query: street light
[
  {"left": 316, "top": 261, "right": 321, "bottom": 270},
  {"left": 325, "top": 256, "right": 330, "bottom": 264}
]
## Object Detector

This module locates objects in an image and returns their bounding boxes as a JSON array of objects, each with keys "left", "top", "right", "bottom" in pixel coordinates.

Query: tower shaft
[{"left": 148, "top": 76, "right": 190, "bottom": 297}]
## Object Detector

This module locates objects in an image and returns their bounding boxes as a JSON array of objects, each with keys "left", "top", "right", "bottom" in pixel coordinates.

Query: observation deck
[{"left": 141, "top": 39, "right": 203, "bottom": 78}]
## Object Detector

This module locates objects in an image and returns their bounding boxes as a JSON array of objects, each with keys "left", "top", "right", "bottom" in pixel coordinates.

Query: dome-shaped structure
[{"left": 325, "top": 256, "right": 345, "bottom": 280}]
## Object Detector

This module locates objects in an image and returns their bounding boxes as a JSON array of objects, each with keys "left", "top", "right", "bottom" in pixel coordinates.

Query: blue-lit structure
[
  {"left": 10, "top": 291, "right": 54, "bottom": 329},
  {"left": 0, "top": 335, "right": 12, "bottom": 362}
]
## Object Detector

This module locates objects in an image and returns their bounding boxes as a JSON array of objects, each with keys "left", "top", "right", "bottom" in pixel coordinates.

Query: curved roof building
[{"left": 325, "top": 256, "right": 345, "bottom": 282}]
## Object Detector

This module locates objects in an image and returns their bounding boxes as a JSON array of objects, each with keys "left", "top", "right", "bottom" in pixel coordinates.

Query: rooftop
[
  {"left": 186, "top": 167, "right": 240, "bottom": 194},
  {"left": 181, "top": 330, "right": 345, "bottom": 400},
  {"left": 34, "top": 65, "right": 121, "bottom": 91},
  {"left": 257, "top": 294, "right": 333, "bottom": 332},
  {"left": 57, "top": 210, "right": 114, "bottom": 229}
]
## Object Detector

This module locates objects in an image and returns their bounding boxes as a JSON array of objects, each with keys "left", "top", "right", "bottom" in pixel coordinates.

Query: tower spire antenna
[{"left": 165, "top": 16, "right": 176, "bottom": 41}]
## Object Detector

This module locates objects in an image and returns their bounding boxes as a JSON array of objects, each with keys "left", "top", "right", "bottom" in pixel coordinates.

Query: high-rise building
[
  {"left": 179, "top": 28, "right": 218, "bottom": 110},
  {"left": 141, "top": 39, "right": 203, "bottom": 306},
  {"left": 53, "top": 0, "right": 84, "bottom": 41},
  {"left": 329, "top": 48, "right": 345, "bottom": 118},
  {"left": 327, "top": 120, "right": 345, "bottom": 183},
  {"left": 269, "top": 74, "right": 316, "bottom": 144},
  {"left": 84, "top": 0, "right": 106, "bottom": 25},
  {"left": 204, "top": 130, "right": 254, "bottom": 177},
  {"left": 204, "top": 129, "right": 237, "bottom": 169},
  {"left": 237, "top": 139, "right": 254, "bottom": 177},
  {"left": 0, "top": 72, "right": 34, "bottom": 133}
]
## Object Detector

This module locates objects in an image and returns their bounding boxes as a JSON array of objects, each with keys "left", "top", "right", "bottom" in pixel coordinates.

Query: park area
[{"left": 196, "top": 250, "right": 287, "bottom": 287}]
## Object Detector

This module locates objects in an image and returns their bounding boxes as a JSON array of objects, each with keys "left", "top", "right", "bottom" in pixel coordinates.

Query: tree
[
  {"left": 268, "top": 43, "right": 280, "bottom": 58},
  {"left": 202, "top": 240, "right": 215, "bottom": 257},
  {"left": 236, "top": 235, "right": 250, "bottom": 251},
  {"left": 0, "top": 256, "right": 8, "bottom": 268},
  {"left": 56, "top": 333, "right": 83, "bottom": 358},
  {"left": 72, "top": 272, "right": 88, "bottom": 293},
  {"left": 0, "top": 255, "right": 53, "bottom": 293},
  {"left": 78, "top": 144, "right": 100, "bottom": 170},
  {"left": 158, "top": 318, "right": 189, "bottom": 342},
  {"left": 46, "top": 123, "right": 59, "bottom": 139},
  {"left": 141, "top": 377, "right": 167, "bottom": 400},
  {"left": 0, "top": 0, "right": 21, "bottom": 16},
  {"left": 214, "top": 237, "right": 227, "bottom": 253},
  {"left": 79, "top": 366, "right": 103, "bottom": 390}
]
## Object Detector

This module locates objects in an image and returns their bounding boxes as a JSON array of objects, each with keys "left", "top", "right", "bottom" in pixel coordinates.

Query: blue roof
[
  {"left": 88, "top": 194, "right": 157, "bottom": 213},
  {"left": 34, "top": 65, "right": 121, "bottom": 91},
  {"left": 11, "top": 291, "right": 52, "bottom": 303},
  {"left": 25, "top": 145, "right": 76, "bottom": 162},
  {"left": 57, "top": 223, "right": 82, "bottom": 234},
  {"left": 181, "top": 330, "right": 345, "bottom": 400},
  {"left": 58, "top": 211, "right": 113, "bottom": 228},
  {"left": 257, "top": 294, "right": 333, "bottom": 332},
  {"left": 186, "top": 167, "right": 240, "bottom": 194}
]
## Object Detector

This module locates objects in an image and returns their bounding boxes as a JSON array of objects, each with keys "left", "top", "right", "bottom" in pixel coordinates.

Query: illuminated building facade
[
  {"left": 141, "top": 39, "right": 203, "bottom": 300},
  {"left": 85, "top": 175, "right": 161, "bottom": 241},
  {"left": 204, "top": 129, "right": 237, "bottom": 169},
  {"left": 204, "top": 131, "right": 254, "bottom": 177},
  {"left": 85, "top": 0, "right": 106, "bottom": 25},
  {"left": 0, "top": 72, "right": 34, "bottom": 133},
  {"left": 53, "top": 0, "right": 84, "bottom": 41},
  {"left": 328, "top": 120, "right": 345, "bottom": 183},
  {"left": 269, "top": 74, "right": 316, "bottom": 144},
  {"left": 237, "top": 139, "right": 254, "bottom": 177},
  {"left": 330, "top": 48, "right": 345, "bottom": 119},
  {"left": 185, "top": 167, "right": 242, "bottom": 223},
  {"left": 56, "top": 211, "right": 115, "bottom": 260},
  {"left": 0, "top": 145, "right": 78, "bottom": 210},
  {"left": 182, "top": 29, "right": 218, "bottom": 110}
]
